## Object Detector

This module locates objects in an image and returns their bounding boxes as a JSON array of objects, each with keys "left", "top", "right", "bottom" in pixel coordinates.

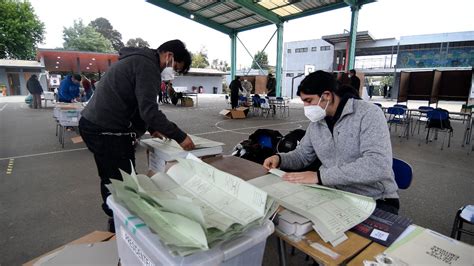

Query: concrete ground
[{"left": 0, "top": 95, "right": 472, "bottom": 265}]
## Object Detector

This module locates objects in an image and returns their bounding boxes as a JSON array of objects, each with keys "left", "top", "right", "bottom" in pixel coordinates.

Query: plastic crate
[{"left": 107, "top": 196, "right": 274, "bottom": 266}]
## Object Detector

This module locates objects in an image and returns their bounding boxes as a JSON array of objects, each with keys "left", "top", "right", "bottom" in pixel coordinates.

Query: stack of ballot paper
[
  {"left": 249, "top": 169, "right": 376, "bottom": 246},
  {"left": 107, "top": 157, "right": 278, "bottom": 256},
  {"left": 141, "top": 135, "right": 225, "bottom": 161}
]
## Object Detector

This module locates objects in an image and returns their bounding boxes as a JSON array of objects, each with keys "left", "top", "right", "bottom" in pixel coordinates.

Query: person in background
[
  {"left": 26, "top": 74, "right": 43, "bottom": 109},
  {"left": 242, "top": 79, "right": 253, "bottom": 97},
  {"left": 383, "top": 84, "right": 388, "bottom": 98},
  {"left": 81, "top": 75, "right": 93, "bottom": 101},
  {"left": 348, "top": 69, "right": 360, "bottom": 93},
  {"left": 266, "top": 73, "right": 276, "bottom": 96},
  {"left": 79, "top": 39, "right": 195, "bottom": 232},
  {"left": 58, "top": 74, "right": 81, "bottom": 103},
  {"left": 263, "top": 70, "right": 400, "bottom": 214},
  {"left": 229, "top": 76, "right": 243, "bottom": 109}
]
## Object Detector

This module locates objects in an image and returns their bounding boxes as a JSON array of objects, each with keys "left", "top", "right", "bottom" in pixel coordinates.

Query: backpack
[
  {"left": 232, "top": 129, "right": 282, "bottom": 164},
  {"left": 276, "top": 129, "right": 306, "bottom": 153}
]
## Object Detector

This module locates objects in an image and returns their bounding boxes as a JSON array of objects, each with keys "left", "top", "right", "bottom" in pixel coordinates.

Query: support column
[
  {"left": 230, "top": 32, "right": 237, "bottom": 80},
  {"left": 347, "top": 3, "right": 360, "bottom": 71},
  {"left": 276, "top": 23, "right": 284, "bottom": 97}
]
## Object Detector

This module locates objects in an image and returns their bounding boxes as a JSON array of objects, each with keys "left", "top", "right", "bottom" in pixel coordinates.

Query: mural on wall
[{"left": 397, "top": 47, "right": 474, "bottom": 68}]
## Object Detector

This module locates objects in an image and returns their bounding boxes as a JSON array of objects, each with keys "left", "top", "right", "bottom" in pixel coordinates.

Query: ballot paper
[
  {"left": 141, "top": 135, "right": 224, "bottom": 161},
  {"left": 108, "top": 159, "right": 275, "bottom": 256},
  {"left": 249, "top": 172, "right": 375, "bottom": 243}
]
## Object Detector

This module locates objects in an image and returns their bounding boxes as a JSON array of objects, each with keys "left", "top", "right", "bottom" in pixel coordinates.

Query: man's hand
[
  {"left": 263, "top": 155, "right": 280, "bottom": 170},
  {"left": 151, "top": 131, "right": 167, "bottom": 140},
  {"left": 179, "top": 135, "right": 195, "bottom": 150},
  {"left": 282, "top": 171, "right": 318, "bottom": 184}
]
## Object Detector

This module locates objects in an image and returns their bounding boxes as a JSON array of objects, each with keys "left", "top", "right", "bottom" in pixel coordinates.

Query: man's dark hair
[
  {"left": 73, "top": 74, "right": 82, "bottom": 81},
  {"left": 158, "top": 39, "right": 191, "bottom": 74},
  {"left": 31, "top": 74, "right": 37, "bottom": 79},
  {"left": 297, "top": 70, "right": 337, "bottom": 96},
  {"left": 349, "top": 69, "right": 356, "bottom": 75}
]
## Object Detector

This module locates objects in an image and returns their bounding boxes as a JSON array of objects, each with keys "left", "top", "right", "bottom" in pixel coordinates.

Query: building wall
[
  {"left": 0, "top": 67, "right": 46, "bottom": 96},
  {"left": 283, "top": 39, "right": 334, "bottom": 97},
  {"left": 171, "top": 75, "right": 224, "bottom": 94}
]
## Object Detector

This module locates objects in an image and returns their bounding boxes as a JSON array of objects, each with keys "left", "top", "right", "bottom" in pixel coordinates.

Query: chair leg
[{"left": 426, "top": 128, "right": 431, "bottom": 144}]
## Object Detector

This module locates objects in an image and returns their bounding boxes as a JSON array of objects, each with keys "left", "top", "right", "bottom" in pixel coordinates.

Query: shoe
[{"left": 108, "top": 218, "right": 115, "bottom": 233}]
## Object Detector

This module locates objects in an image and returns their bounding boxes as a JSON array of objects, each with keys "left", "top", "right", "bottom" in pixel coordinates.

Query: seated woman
[{"left": 263, "top": 70, "right": 400, "bottom": 214}]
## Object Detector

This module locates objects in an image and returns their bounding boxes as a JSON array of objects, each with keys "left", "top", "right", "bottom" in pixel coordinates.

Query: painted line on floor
[
  {"left": 6, "top": 159, "right": 14, "bottom": 174},
  {"left": 194, "top": 120, "right": 308, "bottom": 136},
  {"left": 0, "top": 103, "right": 8, "bottom": 112},
  {"left": 0, "top": 148, "right": 88, "bottom": 161}
]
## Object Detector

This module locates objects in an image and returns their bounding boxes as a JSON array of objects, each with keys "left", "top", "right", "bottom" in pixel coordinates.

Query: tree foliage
[
  {"left": 211, "top": 59, "right": 229, "bottom": 71},
  {"left": 0, "top": 0, "right": 45, "bottom": 59},
  {"left": 191, "top": 47, "right": 209, "bottom": 68},
  {"left": 251, "top": 50, "right": 269, "bottom": 69},
  {"left": 89, "top": 17, "right": 124, "bottom": 51},
  {"left": 126, "top": 38, "right": 150, "bottom": 48},
  {"left": 63, "top": 19, "right": 114, "bottom": 52}
]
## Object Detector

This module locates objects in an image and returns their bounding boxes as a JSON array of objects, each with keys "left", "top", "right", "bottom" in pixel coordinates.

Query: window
[
  {"left": 311, "top": 47, "right": 317, "bottom": 51},
  {"left": 286, "top": 73, "right": 294, "bottom": 77},
  {"left": 295, "top": 47, "right": 308, "bottom": 53},
  {"left": 320, "top": 46, "right": 331, "bottom": 51},
  {"left": 287, "top": 49, "right": 291, "bottom": 53}
]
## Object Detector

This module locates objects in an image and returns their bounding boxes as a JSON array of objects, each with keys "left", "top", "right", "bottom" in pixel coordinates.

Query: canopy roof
[
  {"left": 147, "top": 0, "right": 375, "bottom": 34},
  {"left": 37, "top": 49, "right": 118, "bottom": 73}
]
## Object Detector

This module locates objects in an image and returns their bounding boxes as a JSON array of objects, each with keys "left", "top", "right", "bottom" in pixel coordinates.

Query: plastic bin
[{"left": 107, "top": 196, "right": 274, "bottom": 266}]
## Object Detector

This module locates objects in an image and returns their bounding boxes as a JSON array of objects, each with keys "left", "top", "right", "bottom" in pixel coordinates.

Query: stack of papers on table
[
  {"left": 140, "top": 135, "right": 224, "bottom": 161},
  {"left": 384, "top": 226, "right": 473, "bottom": 265},
  {"left": 249, "top": 169, "right": 375, "bottom": 246},
  {"left": 107, "top": 156, "right": 278, "bottom": 256}
]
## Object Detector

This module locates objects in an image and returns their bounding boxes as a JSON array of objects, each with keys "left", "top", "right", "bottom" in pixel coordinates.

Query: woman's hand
[
  {"left": 282, "top": 171, "right": 319, "bottom": 184},
  {"left": 179, "top": 135, "right": 195, "bottom": 151},
  {"left": 263, "top": 155, "right": 280, "bottom": 170}
]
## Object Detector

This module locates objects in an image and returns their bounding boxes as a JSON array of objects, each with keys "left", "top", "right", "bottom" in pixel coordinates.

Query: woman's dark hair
[
  {"left": 297, "top": 70, "right": 337, "bottom": 96},
  {"left": 158, "top": 39, "right": 191, "bottom": 74},
  {"left": 297, "top": 70, "right": 360, "bottom": 98}
]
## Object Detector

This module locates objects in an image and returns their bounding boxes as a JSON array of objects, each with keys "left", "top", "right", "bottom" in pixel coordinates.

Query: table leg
[{"left": 277, "top": 237, "right": 287, "bottom": 266}]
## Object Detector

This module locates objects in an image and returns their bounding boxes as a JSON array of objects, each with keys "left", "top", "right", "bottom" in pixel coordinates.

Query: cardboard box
[
  {"left": 181, "top": 97, "right": 193, "bottom": 107},
  {"left": 219, "top": 107, "right": 249, "bottom": 119},
  {"left": 24, "top": 231, "right": 115, "bottom": 266}
]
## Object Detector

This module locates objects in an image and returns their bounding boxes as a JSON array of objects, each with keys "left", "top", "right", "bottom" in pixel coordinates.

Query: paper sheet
[{"left": 249, "top": 172, "right": 375, "bottom": 242}]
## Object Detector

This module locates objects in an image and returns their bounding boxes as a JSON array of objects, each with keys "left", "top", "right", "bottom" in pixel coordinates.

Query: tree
[
  {"left": 251, "top": 50, "right": 269, "bottom": 69},
  {"left": 89, "top": 17, "right": 124, "bottom": 51},
  {"left": 191, "top": 47, "right": 209, "bottom": 68},
  {"left": 126, "top": 38, "right": 150, "bottom": 48},
  {"left": 0, "top": 0, "right": 45, "bottom": 59},
  {"left": 63, "top": 19, "right": 114, "bottom": 52},
  {"left": 211, "top": 59, "right": 229, "bottom": 72}
]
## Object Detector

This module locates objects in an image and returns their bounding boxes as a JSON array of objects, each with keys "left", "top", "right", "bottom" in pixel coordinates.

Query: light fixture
[
  {"left": 55, "top": 66, "right": 58, "bottom": 69},
  {"left": 190, "top": 14, "right": 195, "bottom": 19},
  {"left": 92, "top": 58, "right": 96, "bottom": 61},
  {"left": 56, "top": 62, "right": 59, "bottom": 64},
  {"left": 89, "top": 63, "right": 92, "bottom": 65},
  {"left": 86, "top": 67, "right": 90, "bottom": 70},
  {"left": 57, "top": 56, "right": 61, "bottom": 59}
]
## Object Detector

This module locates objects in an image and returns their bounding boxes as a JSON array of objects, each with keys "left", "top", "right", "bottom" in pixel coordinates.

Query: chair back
[
  {"left": 374, "top": 103, "right": 382, "bottom": 108},
  {"left": 393, "top": 104, "right": 408, "bottom": 109},
  {"left": 392, "top": 158, "right": 412, "bottom": 189},
  {"left": 427, "top": 109, "right": 449, "bottom": 120},
  {"left": 387, "top": 107, "right": 406, "bottom": 116},
  {"left": 418, "top": 106, "right": 434, "bottom": 111}
]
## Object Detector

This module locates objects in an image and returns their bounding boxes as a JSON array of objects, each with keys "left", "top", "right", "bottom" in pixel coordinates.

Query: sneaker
[{"left": 108, "top": 218, "right": 115, "bottom": 233}]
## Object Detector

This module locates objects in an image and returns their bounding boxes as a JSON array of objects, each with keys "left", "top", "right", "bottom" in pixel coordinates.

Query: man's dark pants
[{"left": 79, "top": 118, "right": 135, "bottom": 217}]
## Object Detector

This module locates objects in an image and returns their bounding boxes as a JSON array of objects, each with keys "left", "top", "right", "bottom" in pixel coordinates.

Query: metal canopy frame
[{"left": 146, "top": 0, "right": 375, "bottom": 96}]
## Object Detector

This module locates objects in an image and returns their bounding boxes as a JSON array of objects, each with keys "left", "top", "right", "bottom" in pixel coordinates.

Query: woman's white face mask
[
  {"left": 161, "top": 57, "right": 175, "bottom": 81},
  {"left": 304, "top": 96, "right": 329, "bottom": 122}
]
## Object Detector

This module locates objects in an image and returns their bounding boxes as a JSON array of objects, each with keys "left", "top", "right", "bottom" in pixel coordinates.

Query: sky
[{"left": 30, "top": 0, "right": 474, "bottom": 68}]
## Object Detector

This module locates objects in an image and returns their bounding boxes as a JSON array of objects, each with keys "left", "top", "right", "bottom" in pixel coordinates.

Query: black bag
[
  {"left": 277, "top": 129, "right": 306, "bottom": 153},
  {"left": 232, "top": 129, "right": 282, "bottom": 164}
]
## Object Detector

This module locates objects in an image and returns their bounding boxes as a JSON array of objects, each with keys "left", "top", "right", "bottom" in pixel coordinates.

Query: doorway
[{"left": 7, "top": 73, "right": 21, "bottom": 95}]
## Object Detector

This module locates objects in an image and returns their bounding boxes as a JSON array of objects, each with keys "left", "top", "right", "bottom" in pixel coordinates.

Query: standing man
[
  {"left": 229, "top": 76, "right": 243, "bottom": 109},
  {"left": 266, "top": 73, "right": 276, "bottom": 96},
  {"left": 79, "top": 39, "right": 195, "bottom": 232},
  {"left": 349, "top": 69, "right": 360, "bottom": 93},
  {"left": 58, "top": 74, "right": 82, "bottom": 103},
  {"left": 26, "top": 74, "right": 43, "bottom": 109}
]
